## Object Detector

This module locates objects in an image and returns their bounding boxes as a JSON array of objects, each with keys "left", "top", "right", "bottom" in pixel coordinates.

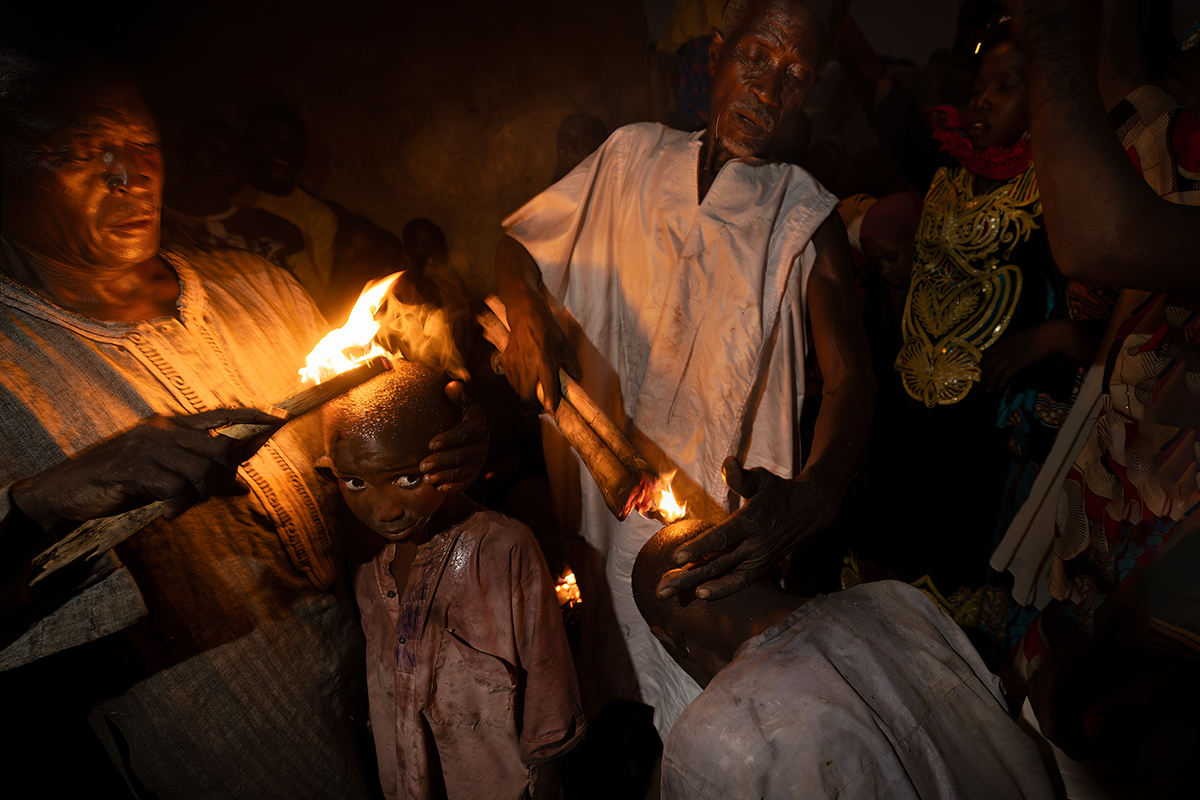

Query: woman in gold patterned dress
[{"left": 834, "top": 29, "right": 1114, "bottom": 621}]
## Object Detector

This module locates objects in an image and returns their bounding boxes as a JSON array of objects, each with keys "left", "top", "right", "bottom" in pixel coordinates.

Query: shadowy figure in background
[
  {"left": 241, "top": 103, "right": 339, "bottom": 310},
  {"left": 633, "top": 520, "right": 1056, "bottom": 800},
  {"left": 399, "top": 216, "right": 451, "bottom": 307},
  {"left": 161, "top": 115, "right": 305, "bottom": 270},
  {"left": 655, "top": 0, "right": 724, "bottom": 130},
  {"left": 552, "top": 113, "right": 609, "bottom": 183},
  {"left": 233, "top": 98, "right": 413, "bottom": 324}
]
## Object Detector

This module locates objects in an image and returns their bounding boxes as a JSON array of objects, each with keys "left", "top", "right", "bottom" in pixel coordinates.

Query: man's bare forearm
[
  {"left": 1096, "top": 0, "right": 1149, "bottom": 111},
  {"left": 495, "top": 234, "right": 549, "bottom": 318},
  {"left": 1013, "top": 0, "right": 1200, "bottom": 293},
  {"left": 800, "top": 217, "right": 875, "bottom": 516}
]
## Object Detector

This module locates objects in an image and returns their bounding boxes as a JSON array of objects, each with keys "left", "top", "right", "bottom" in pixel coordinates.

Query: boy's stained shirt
[
  {"left": 349, "top": 509, "right": 585, "bottom": 800},
  {"left": 390, "top": 531, "right": 454, "bottom": 673}
]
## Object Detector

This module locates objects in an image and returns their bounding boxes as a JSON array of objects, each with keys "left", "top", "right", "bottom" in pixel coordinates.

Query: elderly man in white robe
[{"left": 494, "top": 0, "right": 873, "bottom": 735}]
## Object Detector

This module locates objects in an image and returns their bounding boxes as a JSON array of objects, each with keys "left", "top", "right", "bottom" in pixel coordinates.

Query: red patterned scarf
[{"left": 928, "top": 104, "right": 1032, "bottom": 181}]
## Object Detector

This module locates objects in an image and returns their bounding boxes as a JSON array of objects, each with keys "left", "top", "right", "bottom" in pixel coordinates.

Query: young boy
[{"left": 319, "top": 361, "right": 585, "bottom": 800}]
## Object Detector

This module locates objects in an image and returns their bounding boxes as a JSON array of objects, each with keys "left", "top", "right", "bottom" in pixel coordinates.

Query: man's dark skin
[
  {"left": 0, "top": 67, "right": 486, "bottom": 601},
  {"left": 495, "top": 0, "right": 874, "bottom": 601},
  {"left": 245, "top": 108, "right": 307, "bottom": 198}
]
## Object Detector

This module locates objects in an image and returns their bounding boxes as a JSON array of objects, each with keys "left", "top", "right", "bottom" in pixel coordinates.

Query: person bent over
[{"left": 633, "top": 520, "right": 1055, "bottom": 800}]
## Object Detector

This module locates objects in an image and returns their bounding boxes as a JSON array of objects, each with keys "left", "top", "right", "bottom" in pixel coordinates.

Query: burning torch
[
  {"left": 476, "top": 297, "right": 686, "bottom": 526},
  {"left": 31, "top": 273, "right": 405, "bottom": 584}
]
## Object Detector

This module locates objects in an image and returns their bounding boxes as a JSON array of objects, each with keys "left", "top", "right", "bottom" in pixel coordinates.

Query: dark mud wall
[{"left": 7, "top": 0, "right": 674, "bottom": 291}]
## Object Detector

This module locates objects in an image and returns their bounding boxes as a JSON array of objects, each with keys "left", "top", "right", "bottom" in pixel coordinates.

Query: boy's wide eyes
[{"left": 335, "top": 474, "right": 422, "bottom": 491}]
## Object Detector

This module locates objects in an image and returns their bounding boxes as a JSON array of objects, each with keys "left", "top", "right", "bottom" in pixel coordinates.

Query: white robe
[
  {"left": 505, "top": 122, "right": 836, "bottom": 735},
  {"left": 661, "top": 582, "right": 1055, "bottom": 800}
]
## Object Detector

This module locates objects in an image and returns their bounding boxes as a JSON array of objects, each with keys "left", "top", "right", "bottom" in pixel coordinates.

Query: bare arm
[
  {"left": 1008, "top": 0, "right": 1200, "bottom": 294},
  {"left": 658, "top": 214, "right": 876, "bottom": 600},
  {"left": 800, "top": 215, "right": 878, "bottom": 505},
  {"left": 1094, "top": 0, "right": 1150, "bottom": 112},
  {"left": 493, "top": 234, "right": 581, "bottom": 412}
]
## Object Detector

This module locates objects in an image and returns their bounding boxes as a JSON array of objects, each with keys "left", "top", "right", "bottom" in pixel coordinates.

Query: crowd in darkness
[{"left": 2, "top": 0, "right": 1200, "bottom": 799}]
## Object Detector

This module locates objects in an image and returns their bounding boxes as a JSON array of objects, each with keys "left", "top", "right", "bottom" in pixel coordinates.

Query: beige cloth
[
  {"left": 505, "top": 122, "right": 837, "bottom": 736},
  {"left": 0, "top": 241, "right": 373, "bottom": 799},
  {"left": 253, "top": 186, "right": 338, "bottom": 302},
  {"left": 348, "top": 509, "right": 585, "bottom": 800},
  {"left": 662, "top": 582, "right": 1055, "bottom": 800}
]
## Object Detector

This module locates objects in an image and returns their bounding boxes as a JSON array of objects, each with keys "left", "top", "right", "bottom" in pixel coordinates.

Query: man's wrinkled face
[
  {"left": 3, "top": 78, "right": 163, "bottom": 269},
  {"left": 707, "top": 0, "right": 826, "bottom": 160}
]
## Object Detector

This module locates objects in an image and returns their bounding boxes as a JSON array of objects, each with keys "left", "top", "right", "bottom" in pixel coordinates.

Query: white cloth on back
[
  {"left": 504, "top": 122, "right": 836, "bottom": 735},
  {"left": 662, "top": 582, "right": 1055, "bottom": 800}
]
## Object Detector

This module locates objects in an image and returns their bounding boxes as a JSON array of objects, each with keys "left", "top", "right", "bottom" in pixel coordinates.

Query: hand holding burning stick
[
  {"left": 28, "top": 273, "right": 414, "bottom": 584},
  {"left": 477, "top": 298, "right": 687, "bottom": 525}
]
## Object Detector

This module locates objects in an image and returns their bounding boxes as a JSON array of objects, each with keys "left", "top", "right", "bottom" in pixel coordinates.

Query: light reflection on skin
[{"left": 327, "top": 429, "right": 445, "bottom": 545}]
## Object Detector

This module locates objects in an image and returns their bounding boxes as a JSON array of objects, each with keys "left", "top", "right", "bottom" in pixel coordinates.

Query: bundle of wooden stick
[{"left": 476, "top": 298, "right": 660, "bottom": 522}]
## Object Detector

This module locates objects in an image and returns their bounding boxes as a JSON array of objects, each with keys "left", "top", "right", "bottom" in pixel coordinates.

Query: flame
[
  {"left": 627, "top": 471, "right": 689, "bottom": 524},
  {"left": 554, "top": 570, "right": 582, "bottom": 607},
  {"left": 300, "top": 273, "right": 401, "bottom": 384},
  {"left": 654, "top": 473, "right": 687, "bottom": 524}
]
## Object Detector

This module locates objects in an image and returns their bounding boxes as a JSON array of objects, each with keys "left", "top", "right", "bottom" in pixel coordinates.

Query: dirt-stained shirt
[
  {"left": 348, "top": 509, "right": 585, "bottom": 800},
  {"left": 662, "top": 582, "right": 1055, "bottom": 800}
]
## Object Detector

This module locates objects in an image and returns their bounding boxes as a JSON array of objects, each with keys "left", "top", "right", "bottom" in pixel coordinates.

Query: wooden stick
[
  {"left": 29, "top": 357, "right": 392, "bottom": 585},
  {"left": 475, "top": 305, "right": 655, "bottom": 520}
]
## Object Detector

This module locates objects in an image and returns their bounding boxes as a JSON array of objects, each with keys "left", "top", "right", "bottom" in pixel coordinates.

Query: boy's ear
[
  {"left": 650, "top": 624, "right": 690, "bottom": 661},
  {"left": 314, "top": 455, "right": 336, "bottom": 484}
]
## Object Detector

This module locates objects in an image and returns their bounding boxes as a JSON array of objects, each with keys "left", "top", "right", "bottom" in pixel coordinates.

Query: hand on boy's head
[{"left": 420, "top": 381, "right": 489, "bottom": 493}]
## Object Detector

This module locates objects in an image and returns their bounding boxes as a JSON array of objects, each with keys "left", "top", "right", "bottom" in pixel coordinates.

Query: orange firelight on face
[{"left": 300, "top": 272, "right": 401, "bottom": 384}]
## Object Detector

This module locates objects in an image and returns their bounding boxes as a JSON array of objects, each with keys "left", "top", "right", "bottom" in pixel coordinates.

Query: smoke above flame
[{"left": 300, "top": 271, "right": 468, "bottom": 384}]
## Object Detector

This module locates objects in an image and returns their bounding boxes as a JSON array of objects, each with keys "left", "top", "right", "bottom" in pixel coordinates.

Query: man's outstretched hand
[
  {"left": 419, "top": 380, "right": 489, "bottom": 493},
  {"left": 10, "top": 408, "right": 285, "bottom": 530},
  {"left": 656, "top": 457, "right": 840, "bottom": 601}
]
